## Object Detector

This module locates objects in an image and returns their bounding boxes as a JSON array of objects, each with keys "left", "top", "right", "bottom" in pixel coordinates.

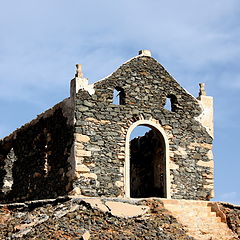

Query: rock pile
[
  {"left": 0, "top": 197, "right": 195, "bottom": 240},
  {"left": 220, "top": 202, "right": 240, "bottom": 237}
]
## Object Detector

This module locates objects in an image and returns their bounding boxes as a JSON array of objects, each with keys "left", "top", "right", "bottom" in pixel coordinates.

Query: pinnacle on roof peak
[
  {"left": 75, "top": 64, "right": 84, "bottom": 78},
  {"left": 138, "top": 50, "right": 152, "bottom": 57},
  {"left": 199, "top": 83, "right": 206, "bottom": 97}
]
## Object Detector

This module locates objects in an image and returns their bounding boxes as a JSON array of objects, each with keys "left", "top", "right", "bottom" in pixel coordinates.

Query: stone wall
[
  {"left": 0, "top": 99, "right": 74, "bottom": 202},
  {"left": 72, "top": 54, "right": 214, "bottom": 200}
]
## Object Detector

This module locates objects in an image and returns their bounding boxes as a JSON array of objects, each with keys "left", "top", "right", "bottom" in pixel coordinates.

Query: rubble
[{"left": 0, "top": 197, "right": 195, "bottom": 239}]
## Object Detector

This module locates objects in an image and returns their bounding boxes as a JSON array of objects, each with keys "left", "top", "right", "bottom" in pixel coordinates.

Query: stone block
[
  {"left": 105, "top": 201, "right": 149, "bottom": 218},
  {"left": 75, "top": 133, "right": 90, "bottom": 143},
  {"left": 197, "top": 160, "right": 214, "bottom": 168},
  {"left": 76, "top": 164, "right": 90, "bottom": 173},
  {"left": 85, "top": 117, "right": 99, "bottom": 123},
  {"left": 82, "top": 231, "right": 90, "bottom": 240},
  {"left": 75, "top": 156, "right": 84, "bottom": 164},
  {"left": 115, "top": 181, "right": 124, "bottom": 187},
  {"left": 81, "top": 173, "right": 97, "bottom": 180},
  {"left": 70, "top": 187, "right": 81, "bottom": 195},
  {"left": 169, "top": 161, "right": 179, "bottom": 170},
  {"left": 207, "top": 150, "right": 213, "bottom": 159},
  {"left": 76, "top": 150, "right": 91, "bottom": 157},
  {"left": 75, "top": 142, "right": 84, "bottom": 150},
  {"left": 117, "top": 153, "right": 125, "bottom": 159},
  {"left": 83, "top": 198, "right": 109, "bottom": 212},
  {"left": 100, "top": 120, "right": 111, "bottom": 124}
]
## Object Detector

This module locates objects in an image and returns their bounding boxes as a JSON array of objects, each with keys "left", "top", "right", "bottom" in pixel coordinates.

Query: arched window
[
  {"left": 125, "top": 120, "right": 170, "bottom": 199},
  {"left": 113, "top": 87, "right": 125, "bottom": 105}
]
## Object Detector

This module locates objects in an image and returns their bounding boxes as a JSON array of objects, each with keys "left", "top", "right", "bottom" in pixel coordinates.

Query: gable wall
[{"left": 72, "top": 56, "right": 214, "bottom": 200}]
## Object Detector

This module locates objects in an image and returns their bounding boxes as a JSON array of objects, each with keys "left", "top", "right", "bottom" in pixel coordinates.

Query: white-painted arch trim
[{"left": 124, "top": 119, "right": 171, "bottom": 199}]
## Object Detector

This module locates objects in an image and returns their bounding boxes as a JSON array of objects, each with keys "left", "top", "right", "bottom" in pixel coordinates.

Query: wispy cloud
[{"left": 1, "top": 0, "right": 240, "bottom": 102}]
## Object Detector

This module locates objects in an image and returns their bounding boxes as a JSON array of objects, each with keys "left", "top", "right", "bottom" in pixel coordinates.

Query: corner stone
[{"left": 75, "top": 133, "right": 90, "bottom": 143}]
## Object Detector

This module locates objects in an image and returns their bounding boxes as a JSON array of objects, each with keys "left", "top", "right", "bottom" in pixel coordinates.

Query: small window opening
[
  {"left": 165, "top": 97, "right": 172, "bottom": 111},
  {"left": 164, "top": 94, "right": 177, "bottom": 112},
  {"left": 113, "top": 87, "right": 125, "bottom": 105}
]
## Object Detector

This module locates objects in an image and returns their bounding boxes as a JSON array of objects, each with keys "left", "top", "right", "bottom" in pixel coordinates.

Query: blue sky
[{"left": 0, "top": 0, "right": 239, "bottom": 204}]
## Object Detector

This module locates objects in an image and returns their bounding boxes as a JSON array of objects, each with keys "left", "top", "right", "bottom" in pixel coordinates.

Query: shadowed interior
[{"left": 130, "top": 127, "right": 166, "bottom": 198}]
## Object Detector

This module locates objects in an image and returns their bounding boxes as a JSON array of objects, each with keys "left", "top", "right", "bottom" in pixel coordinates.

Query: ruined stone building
[{"left": 0, "top": 50, "right": 214, "bottom": 203}]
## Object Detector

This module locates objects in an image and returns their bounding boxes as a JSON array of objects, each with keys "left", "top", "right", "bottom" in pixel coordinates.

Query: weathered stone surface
[
  {"left": 0, "top": 197, "right": 200, "bottom": 239},
  {"left": 220, "top": 202, "right": 240, "bottom": 238},
  {"left": 83, "top": 198, "right": 109, "bottom": 212},
  {"left": 105, "top": 201, "right": 149, "bottom": 218},
  {"left": 0, "top": 101, "right": 74, "bottom": 202}
]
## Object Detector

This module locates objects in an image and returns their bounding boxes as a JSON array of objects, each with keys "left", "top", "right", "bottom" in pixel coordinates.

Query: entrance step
[{"left": 161, "top": 199, "right": 238, "bottom": 240}]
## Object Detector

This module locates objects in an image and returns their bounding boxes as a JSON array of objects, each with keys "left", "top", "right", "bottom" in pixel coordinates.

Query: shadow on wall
[{"left": 0, "top": 108, "right": 74, "bottom": 203}]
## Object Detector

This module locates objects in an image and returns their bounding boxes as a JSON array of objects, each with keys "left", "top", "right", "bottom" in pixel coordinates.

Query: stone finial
[
  {"left": 138, "top": 50, "right": 152, "bottom": 57},
  {"left": 75, "top": 64, "right": 83, "bottom": 78},
  {"left": 199, "top": 83, "right": 206, "bottom": 97}
]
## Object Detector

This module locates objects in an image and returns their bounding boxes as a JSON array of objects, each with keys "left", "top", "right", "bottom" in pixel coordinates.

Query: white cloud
[{"left": 1, "top": 5, "right": 240, "bottom": 100}]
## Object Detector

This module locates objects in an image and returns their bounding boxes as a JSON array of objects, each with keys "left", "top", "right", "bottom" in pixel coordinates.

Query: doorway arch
[{"left": 125, "top": 120, "right": 170, "bottom": 198}]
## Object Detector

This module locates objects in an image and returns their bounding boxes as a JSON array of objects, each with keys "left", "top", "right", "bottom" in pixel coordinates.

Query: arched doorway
[{"left": 125, "top": 120, "right": 170, "bottom": 199}]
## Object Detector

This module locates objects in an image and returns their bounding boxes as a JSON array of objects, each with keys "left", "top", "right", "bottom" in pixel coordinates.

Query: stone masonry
[{"left": 0, "top": 50, "right": 214, "bottom": 202}]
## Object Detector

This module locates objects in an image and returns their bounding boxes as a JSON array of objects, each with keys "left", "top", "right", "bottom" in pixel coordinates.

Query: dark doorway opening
[{"left": 130, "top": 125, "right": 166, "bottom": 198}]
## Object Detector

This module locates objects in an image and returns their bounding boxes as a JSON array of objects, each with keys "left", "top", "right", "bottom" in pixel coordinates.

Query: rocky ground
[
  {"left": 0, "top": 197, "right": 196, "bottom": 240},
  {"left": 220, "top": 202, "right": 240, "bottom": 237}
]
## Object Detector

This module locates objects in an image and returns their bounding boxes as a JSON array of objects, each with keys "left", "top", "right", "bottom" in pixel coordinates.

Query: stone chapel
[{"left": 0, "top": 50, "right": 214, "bottom": 203}]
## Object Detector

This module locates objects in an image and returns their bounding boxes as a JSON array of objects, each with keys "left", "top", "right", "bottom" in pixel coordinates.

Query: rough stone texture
[
  {"left": 0, "top": 197, "right": 196, "bottom": 239},
  {"left": 219, "top": 202, "right": 240, "bottom": 237},
  {"left": 104, "top": 201, "right": 149, "bottom": 218},
  {"left": 73, "top": 55, "right": 214, "bottom": 200},
  {"left": 1, "top": 148, "right": 16, "bottom": 194},
  {"left": 0, "top": 100, "right": 74, "bottom": 202}
]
